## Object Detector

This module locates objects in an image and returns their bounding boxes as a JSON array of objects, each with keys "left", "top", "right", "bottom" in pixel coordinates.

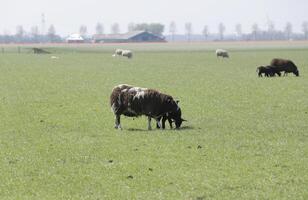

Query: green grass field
[{"left": 0, "top": 42, "right": 307, "bottom": 199}]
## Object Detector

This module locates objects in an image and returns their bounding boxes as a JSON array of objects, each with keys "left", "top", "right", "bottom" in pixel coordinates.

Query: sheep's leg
[
  {"left": 156, "top": 116, "right": 162, "bottom": 129},
  {"left": 167, "top": 118, "right": 173, "bottom": 129},
  {"left": 147, "top": 117, "right": 152, "bottom": 130},
  {"left": 162, "top": 115, "right": 168, "bottom": 129},
  {"left": 115, "top": 115, "right": 122, "bottom": 130},
  {"left": 155, "top": 118, "right": 162, "bottom": 129}
]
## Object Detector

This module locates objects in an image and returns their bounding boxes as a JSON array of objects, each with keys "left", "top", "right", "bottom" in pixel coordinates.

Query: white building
[{"left": 66, "top": 33, "right": 84, "bottom": 43}]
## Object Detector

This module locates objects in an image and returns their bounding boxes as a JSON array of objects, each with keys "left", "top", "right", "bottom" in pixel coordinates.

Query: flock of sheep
[
  {"left": 113, "top": 48, "right": 230, "bottom": 59},
  {"left": 110, "top": 47, "right": 300, "bottom": 130},
  {"left": 112, "top": 48, "right": 299, "bottom": 77}
]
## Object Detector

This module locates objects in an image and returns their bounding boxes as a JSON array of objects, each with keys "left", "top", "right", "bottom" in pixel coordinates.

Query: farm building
[
  {"left": 66, "top": 33, "right": 84, "bottom": 43},
  {"left": 92, "top": 31, "right": 166, "bottom": 43}
]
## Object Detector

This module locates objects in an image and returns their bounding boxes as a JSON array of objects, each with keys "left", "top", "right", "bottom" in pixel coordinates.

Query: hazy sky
[{"left": 1, "top": 0, "right": 307, "bottom": 36}]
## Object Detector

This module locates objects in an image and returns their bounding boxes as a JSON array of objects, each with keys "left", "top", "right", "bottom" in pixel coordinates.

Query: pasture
[{"left": 0, "top": 42, "right": 307, "bottom": 199}]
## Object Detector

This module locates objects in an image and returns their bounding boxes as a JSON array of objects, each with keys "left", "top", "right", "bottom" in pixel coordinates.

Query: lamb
[{"left": 256, "top": 66, "right": 281, "bottom": 77}]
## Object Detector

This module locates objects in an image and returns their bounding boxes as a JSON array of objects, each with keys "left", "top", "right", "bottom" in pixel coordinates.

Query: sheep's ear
[{"left": 176, "top": 100, "right": 180, "bottom": 104}]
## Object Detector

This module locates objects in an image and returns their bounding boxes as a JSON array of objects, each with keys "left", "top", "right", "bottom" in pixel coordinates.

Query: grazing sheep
[
  {"left": 270, "top": 58, "right": 299, "bottom": 76},
  {"left": 110, "top": 84, "right": 185, "bottom": 130},
  {"left": 115, "top": 49, "right": 123, "bottom": 56},
  {"left": 256, "top": 66, "right": 272, "bottom": 77},
  {"left": 256, "top": 66, "right": 281, "bottom": 77},
  {"left": 215, "top": 49, "right": 229, "bottom": 58},
  {"left": 121, "top": 50, "right": 133, "bottom": 59},
  {"left": 156, "top": 103, "right": 186, "bottom": 129}
]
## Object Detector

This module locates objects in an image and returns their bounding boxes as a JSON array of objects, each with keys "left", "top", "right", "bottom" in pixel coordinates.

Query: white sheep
[
  {"left": 215, "top": 49, "right": 229, "bottom": 58},
  {"left": 114, "top": 49, "right": 123, "bottom": 56},
  {"left": 121, "top": 50, "right": 133, "bottom": 59}
]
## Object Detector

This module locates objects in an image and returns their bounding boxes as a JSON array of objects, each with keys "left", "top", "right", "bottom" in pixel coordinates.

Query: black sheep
[
  {"left": 270, "top": 58, "right": 299, "bottom": 76},
  {"left": 257, "top": 65, "right": 281, "bottom": 77}
]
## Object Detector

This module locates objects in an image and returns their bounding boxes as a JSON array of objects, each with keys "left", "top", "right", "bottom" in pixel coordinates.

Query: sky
[{"left": 0, "top": 0, "right": 308, "bottom": 36}]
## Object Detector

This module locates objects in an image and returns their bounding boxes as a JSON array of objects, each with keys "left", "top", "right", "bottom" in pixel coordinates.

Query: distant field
[
  {"left": 0, "top": 42, "right": 307, "bottom": 199},
  {"left": 2, "top": 40, "right": 308, "bottom": 53}
]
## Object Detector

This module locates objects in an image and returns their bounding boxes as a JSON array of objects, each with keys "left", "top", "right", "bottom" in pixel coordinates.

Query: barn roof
[{"left": 93, "top": 31, "right": 163, "bottom": 40}]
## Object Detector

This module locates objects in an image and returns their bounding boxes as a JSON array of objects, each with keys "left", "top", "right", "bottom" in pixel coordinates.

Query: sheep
[
  {"left": 270, "top": 58, "right": 299, "bottom": 76},
  {"left": 110, "top": 84, "right": 185, "bottom": 130},
  {"left": 215, "top": 49, "right": 229, "bottom": 58},
  {"left": 256, "top": 66, "right": 270, "bottom": 77},
  {"left": 115, "top": 49, "right": 123, "bottom": 56},
  {"left": 121, "top": 50, "right": 133, "bottom": 59},
  {"left": 256, "top": 65, "right": 281, "bottom": 77}
]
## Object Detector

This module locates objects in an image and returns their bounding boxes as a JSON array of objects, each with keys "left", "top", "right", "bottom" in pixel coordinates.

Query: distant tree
[
  {"left": 169, "top": 21, "right": 177, "bottom": 41},
  {"left": 267, "top": 20, "right": 275, "bottom": 40},
  {"left": 235, "top": 23, "right": 242, "bottom": 40},
  {"left": 127, "top": 23, "right": 135, "bottom": 32},
  {"left": 30, "top": 26, "right": 39, "bottom": 41},
  {"left": 218, "top": 23, "right": 225, "bottom": 40},
  {"left": 47, "top": 25, "right": 56, "bottom": 42},
  {"left": 202, "top": 25, "right": 209, "bottom": 40},
  {"left": 302, "top": 21, "right": 308, "bottom": 39},
  {"left": 251, "top": 23, "right": 259, "bottom": 40},
  {"left": 111, "top": 23, "right": 120, "bottom": 34},
  {"left": 95, "top": 23, "right": 104, "bottom": 35},
  {"left": 132, "top": 23, "right": 164, "bottom": 35},
  {"left": 48, "top": 25, "right": 56, "bottom": 36},
  {"left": 133, "top": 23, "right": 147, "bottom": 31},
  {"left": 79, "top": 25, "right": 87, "bottom": 37},
  {"left": 16, "top": 25, "right": 24, "bottom": 37},
  {"left": 148, "top": 23, "right": 164, "bottom": 35},
  {"left": 284, "top": 22, "right": 292, "bottom": 40},
  {"left": 185, "top": 22, "right": 192, "bottom": 42}
]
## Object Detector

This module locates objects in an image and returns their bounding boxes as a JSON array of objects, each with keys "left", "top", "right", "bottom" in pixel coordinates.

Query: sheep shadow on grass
[{"left": 125, "top": 125, "right": 196, "bottom": 132}]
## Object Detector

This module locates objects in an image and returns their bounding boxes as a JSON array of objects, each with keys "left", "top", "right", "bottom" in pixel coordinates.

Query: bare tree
[
  {"left": 169, "top": 21, "right": 177, "bottom": 41},
  {"left": 127, "top": 23, "right": 135, "bottom": 32},
  {"left": 95, "top": 23, "right": 104, "bottom": 35},
  {"left": 16, "top": 25, "right": 24, "bottom": 37},
  {"left": 48, "top": 25, "right": 56, "bottom": 36},
  {"left": 202, "top": 25, "right": 209, "bottom": 41},
  {"left": 267, "top": 20, "right": 275, "bottom": 40},
  {"left": 284, "top": 22, "right": 292, "bottom": 40},
  {"left": 31, "top": 26, "right": 39, "bottom": 38},
  {"left": 251, "top": 23, "right": 259, "bottom": 40},
  {"left": 235, "top": 24, "right": 242, "bottom": 40},
  {"left": 111, "top": 23, "right": 120, "bottom": 34},
  {"left": 218, "top": 23, "right": 225, "bottom": 40},
  {"left": 48, "top": 25, "right": 56, "bottom": 41},
  {"left": 302, "top": 21, "right": 308, "bottom": 40},
  {"left": 185, "top": 22, "right": 192, "bottom": 42},
  {"left": 79, "top": 25, "right": 87, "bottom": 37}
]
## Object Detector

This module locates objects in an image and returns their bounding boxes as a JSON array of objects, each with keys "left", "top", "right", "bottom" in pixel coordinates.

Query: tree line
[
  {"left": 169, "top": 21, "right": 308, "bottom": 41},
  {"left": 0, "top": 25, "right": 62, "bottom": 43},
  {"left": 1, "top": 21, "right": 308, "bottom": 43}
]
